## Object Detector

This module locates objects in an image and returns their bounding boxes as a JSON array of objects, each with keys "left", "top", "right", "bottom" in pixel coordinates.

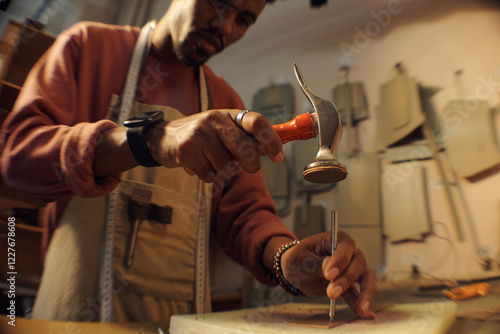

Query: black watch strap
[
  {"left": 126, "top": 126, "right": 161, "bottom": 167},
  {"left": 124, "top": 111, "right": 164, "bottom": 167}
]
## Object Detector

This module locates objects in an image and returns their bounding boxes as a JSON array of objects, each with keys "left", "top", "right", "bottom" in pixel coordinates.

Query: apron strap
[
  {"left": 199, "top": 67, "right": 212, "bottom": 111},
  {"left": 102, "top": 21, "right": 214, "bottom": 320},
  {"left": 111, "top": 20, "right": 156, "bottom": 124}
]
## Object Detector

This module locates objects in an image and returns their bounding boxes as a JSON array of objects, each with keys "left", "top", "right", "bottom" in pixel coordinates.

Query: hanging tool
[
  {"left": 124, "top": 185, "right": 173, "bottom": 268},
  {"left": 419, "top": 84, "right": 465, "bottom": 242},
  {"left": 124, "top": 186, "right": 153, "bottom": 267}
]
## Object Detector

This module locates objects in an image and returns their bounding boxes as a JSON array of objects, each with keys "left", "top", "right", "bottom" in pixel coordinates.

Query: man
[{"left": 1, "top": 0, "right": 376, "bottom": 325}]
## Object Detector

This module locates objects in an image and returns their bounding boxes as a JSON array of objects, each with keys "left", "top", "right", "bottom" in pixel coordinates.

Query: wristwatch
[{"left": 124, "top": 110, "right": 164, "bottom": 167}]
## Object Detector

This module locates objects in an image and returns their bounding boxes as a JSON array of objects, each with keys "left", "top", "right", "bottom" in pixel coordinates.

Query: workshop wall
[
  {"left": 209, "top": 0, "right": 500, "bottom": 283},
  {"left": 2, "top": 0, "right": 115, "bottom": 35},
  {"left": 1, "top": 0, "right": 172, "bottom": 36}
]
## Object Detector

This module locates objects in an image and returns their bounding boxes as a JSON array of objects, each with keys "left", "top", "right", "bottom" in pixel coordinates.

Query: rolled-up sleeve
[{"left": 0, "top": 26, "right": 121, "bottom": 202}]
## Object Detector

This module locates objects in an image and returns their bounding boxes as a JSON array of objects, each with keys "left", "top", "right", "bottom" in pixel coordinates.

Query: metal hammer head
[{"left": 294, "top": 63, "right": 347, "bottom": 183}]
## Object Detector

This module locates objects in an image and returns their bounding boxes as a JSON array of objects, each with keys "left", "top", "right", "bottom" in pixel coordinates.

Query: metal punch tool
[{"left": 330, "top": 210, "right": 338, "bottom": 323}]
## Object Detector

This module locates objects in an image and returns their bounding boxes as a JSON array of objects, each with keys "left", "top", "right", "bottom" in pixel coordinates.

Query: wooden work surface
[
  {"left": 372, "top": 277, "right": 500, "bottom": 334},
  {"left": 171, "top": 277, "right": 500, "bottom": 333},
  {"left": 169, "top": 302, "right": 456, "bottom": 334},
  {"left": 1, "top": 279, "right": 499, "bottom": 333},
  {"left": 0, "top": 318, "right": 169, "bottom": 334}
]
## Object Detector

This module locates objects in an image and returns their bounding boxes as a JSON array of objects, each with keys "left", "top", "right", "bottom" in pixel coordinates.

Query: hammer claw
[
  {"left": 294, "top": 63, "right": 330, "bottom": 112},
  {"left": 293, "top": 63, "right": 347, "bottom": 183}
]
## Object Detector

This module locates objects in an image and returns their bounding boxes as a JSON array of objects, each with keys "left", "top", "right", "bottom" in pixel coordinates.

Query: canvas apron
[{"left": 32, "top": 22, "right": 213, "bottom": 324}]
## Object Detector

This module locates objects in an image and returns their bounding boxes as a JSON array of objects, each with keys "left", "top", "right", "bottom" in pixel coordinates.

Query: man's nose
[{"left": 211, "top": 11, "right": 235, "bottom": 36}]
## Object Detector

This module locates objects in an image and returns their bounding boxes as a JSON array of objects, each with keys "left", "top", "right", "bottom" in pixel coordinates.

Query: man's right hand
[{"left": 146, "top": 109, "right": 283, "bottom": 183}]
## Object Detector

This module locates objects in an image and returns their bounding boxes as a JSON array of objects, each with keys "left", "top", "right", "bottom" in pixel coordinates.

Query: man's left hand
[{"left": 280, "top": 231, "right": 377, "bottom": 319}]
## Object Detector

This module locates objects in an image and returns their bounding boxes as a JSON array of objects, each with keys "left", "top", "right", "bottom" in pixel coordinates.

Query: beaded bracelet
[{"left": 273, "top": 240, "right": 304, "bottom": 296}]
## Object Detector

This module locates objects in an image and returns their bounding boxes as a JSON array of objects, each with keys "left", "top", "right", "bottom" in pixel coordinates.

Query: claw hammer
[
  {"left": 188, "top": 63, "right": 348, "bottom": 184},
  {"left": 262, "top": 63, "right": 347, "bottom": 183}
]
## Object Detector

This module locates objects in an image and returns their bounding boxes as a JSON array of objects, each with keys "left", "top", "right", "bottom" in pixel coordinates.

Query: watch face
[{"left": 124, "top": 111, "right": 164, "bottom": 127}]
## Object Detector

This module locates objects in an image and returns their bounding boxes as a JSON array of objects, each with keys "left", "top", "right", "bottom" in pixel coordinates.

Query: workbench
[
  {"left": 171, "top": 278, "right": 500, "bottom": 334},
  {"left": 170, "top": 301, "right": 456, "bottom": 333},
  {"left": 1, "top": 279, "right": 499, "bottom": 333}
]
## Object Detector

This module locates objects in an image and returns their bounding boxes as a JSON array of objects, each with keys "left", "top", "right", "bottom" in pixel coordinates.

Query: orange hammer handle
[
  {"left": 273, "top": 112, "right": 316, "bottom": 144},
  {"left": 184, "top": 112, "right": 315, "bottom": 175}
]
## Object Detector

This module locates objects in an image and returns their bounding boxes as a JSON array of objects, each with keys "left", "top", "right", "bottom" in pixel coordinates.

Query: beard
[
  {"left": 173, "top": 29, "right": 224, "bottom": 67},
  {"left": 173, "top": 43, "right": 206, "bottom": 67}
]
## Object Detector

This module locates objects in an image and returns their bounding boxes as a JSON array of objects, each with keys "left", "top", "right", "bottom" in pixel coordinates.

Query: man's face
[{"left": 170, "top": 0, "right": 267, "bottom": 66}]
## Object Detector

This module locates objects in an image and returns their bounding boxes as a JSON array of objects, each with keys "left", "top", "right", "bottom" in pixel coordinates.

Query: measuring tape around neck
[{"left": 100, "top": 21, "right": 156, "bottom": 323}]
